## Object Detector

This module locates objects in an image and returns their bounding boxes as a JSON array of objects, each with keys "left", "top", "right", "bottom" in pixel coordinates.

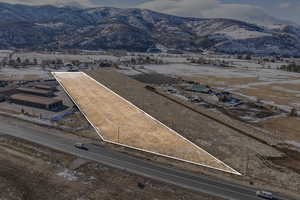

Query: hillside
[{"left": 0, "top": 2, "right": 299, "bottom": 56}]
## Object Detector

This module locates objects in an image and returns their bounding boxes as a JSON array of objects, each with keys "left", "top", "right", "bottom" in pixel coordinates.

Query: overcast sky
[{"left": 0, "top": 0, "right": 299, "bottom": 24}]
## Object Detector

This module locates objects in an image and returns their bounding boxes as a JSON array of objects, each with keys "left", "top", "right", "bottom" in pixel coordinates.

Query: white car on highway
[{"left": 256, "top": 191, "right": 275, "bottom": 200}]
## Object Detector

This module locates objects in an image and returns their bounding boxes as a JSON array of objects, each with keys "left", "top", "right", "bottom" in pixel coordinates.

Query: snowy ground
[
  {"left": 0, "top": 66, "right": 51, "bottom": 80},
  {"left": 1, "top": 51, "right": 299, "bottom": 113},
  {"left": 140, "top": 63, "right": 300, "bottom": 81}
]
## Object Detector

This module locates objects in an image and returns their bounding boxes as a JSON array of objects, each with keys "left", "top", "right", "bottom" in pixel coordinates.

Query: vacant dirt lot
[{"left": 53, "top": 72, "right": 236, "bottom": 174}]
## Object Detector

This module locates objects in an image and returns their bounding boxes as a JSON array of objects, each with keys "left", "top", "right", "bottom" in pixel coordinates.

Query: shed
[
  {"left": 186, "top": 84, "right": 211, "bottom": 94},
  {"left": 0, "top": 87, "right": 18, "bottom": 97}
]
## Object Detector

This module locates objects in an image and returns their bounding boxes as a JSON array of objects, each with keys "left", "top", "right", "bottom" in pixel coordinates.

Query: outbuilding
[
  {"left": 17, "top": 87, "right": 54, "bottom": 97},
  {"left": 9, "top": 94, "right": 63, "bottom": 111},
  {"left": 186, "top": 84, "right": 211, "bottom": 94},
  {"left": 34, "top": 84, "right": 57, "bottom": 91}
]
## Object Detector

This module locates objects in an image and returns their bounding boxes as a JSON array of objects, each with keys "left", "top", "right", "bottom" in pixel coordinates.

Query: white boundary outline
[{"left": 52, "top": 72, "right": 241, "bottom": 175}]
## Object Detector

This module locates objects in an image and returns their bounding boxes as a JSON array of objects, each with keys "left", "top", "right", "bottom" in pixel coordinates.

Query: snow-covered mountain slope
[{"left": 0, "top": 2, "right": 299, "bottom": 56}]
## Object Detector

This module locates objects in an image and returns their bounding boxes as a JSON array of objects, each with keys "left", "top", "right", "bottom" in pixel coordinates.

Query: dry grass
[
  {"left": 0, "top": 137, "right": 216, "bottom": 200},
  {"left": 259, "top": 117, "right": 300, "bottom": 141},
  {"left": 53, "top": 72, "right": 238, "bottom": 174},
  {"left": 182, "top": 76, "right": 261, "bottom": 87},
  {"left": 237, "top": 84, "right": 300, "bottom": 109}
]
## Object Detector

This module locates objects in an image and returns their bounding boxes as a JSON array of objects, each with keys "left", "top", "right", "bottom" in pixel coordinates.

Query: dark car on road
[{"left": 74, "top": 143, "right": 89, "bottom": 151}]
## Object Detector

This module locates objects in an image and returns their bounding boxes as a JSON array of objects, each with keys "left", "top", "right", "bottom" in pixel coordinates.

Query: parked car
[
  {"left": 74, "top": 143, "right": 88, "bottom": 151},
  {"left": 256, "top": 191, "right": 274, "bottom": 199}
]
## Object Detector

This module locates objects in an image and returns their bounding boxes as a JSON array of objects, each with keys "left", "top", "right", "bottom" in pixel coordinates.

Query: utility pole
[
  {"left": 244, "top": 147, "right": 249, "bottom": 175},
  {"left": 118, "top": 127, "right": 120, "bottom": 143}
]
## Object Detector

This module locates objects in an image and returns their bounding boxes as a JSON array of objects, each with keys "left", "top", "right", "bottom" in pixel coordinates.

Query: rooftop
[
  {"left": 34, "top": 84, "right": 56, "bottom": 90},
  {"left": 17, "top": 87, "right": 52, "bottom": 95},
  {"left": 10, "top": 94, "right": 62, "bottom": 105},
  {"left": 0, "top": 86, "right": 17, "bottom": 93},
  {"left": 186, "top": 84, "right": 210, "bottom": 93}
]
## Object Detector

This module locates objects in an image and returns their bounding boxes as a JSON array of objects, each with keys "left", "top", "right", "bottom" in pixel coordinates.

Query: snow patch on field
[
  {"left": 142, "top": 62, "right": 300, "bottom": 82},
  {"left": 36, "top": 22, "right": 65, "bottom": 28},
  {"left": 57, "top": 169, "right": 80, "bottom": 181},
  {"left": 217, "top": 27, "right": 272, "bottom": 40},
  {"left": 286, "top": 141, "right": 300, "bottom": 152}
]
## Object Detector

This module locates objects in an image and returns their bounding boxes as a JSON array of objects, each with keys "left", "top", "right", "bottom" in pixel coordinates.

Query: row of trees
[
  {"left": 122, "top": 56, "right": 165, "bottom": 66},
  {"left": 280, "top": 63, "right": 300, "bottom": 73},
  {"left": 189, "top": 57, "right": 233, "bottom": 68},
  {"left": 1, "top": 57, "right": 38, "bottom": 67}
]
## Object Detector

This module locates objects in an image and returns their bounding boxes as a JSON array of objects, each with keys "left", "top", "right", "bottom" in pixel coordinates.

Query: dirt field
[
  {"left": 0, "top": 136, "right": 219, "bottom": 200},
  {"left": 79, "top": 69, "right": 300, "bottom": 195},
  {"left": 53, "top": 72, "right": 237, "bottom": 174}
]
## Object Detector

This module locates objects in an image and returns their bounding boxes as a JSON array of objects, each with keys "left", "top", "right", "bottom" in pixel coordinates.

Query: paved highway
[{"left": 0, "top": 117, "right": 290, "bottom": 200}]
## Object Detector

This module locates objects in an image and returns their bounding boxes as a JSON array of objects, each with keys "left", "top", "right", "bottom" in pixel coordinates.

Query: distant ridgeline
[
  {"left": 0, "top": 2, "right": 299, "bottom": 56},
  {"left": 280, "top": 63, "right": 300, "bottom": 73}
]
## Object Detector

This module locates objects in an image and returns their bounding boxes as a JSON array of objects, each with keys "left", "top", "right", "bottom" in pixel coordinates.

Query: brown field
[
  {"left": 258, "top": 117, "right": 300, "bottom": 141},
  {"left": 182, "top": 76, "right": 261, "bottom": 87},
  {"left": 237, "top": 84, "right": 300, "bottom": 110},
  {"left": 53, "top": 72, "right": 238, "bottom": 174}
]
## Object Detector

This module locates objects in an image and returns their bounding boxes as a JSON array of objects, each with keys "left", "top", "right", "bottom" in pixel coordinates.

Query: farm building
[
  {"left": 0, "top": 87, "right": 18, "bottom": 97},
  {"left": 17, "top": 87, "right": 54, "bottom": 97},
  {"left": 34, "top": 84, "right": 57, "bottom": 91},
  {"left": 9, "top": 94, "right": 63, "bottom": 111},
  {"left": 186, "top": 84, "right": 211, "bottom": 94}
]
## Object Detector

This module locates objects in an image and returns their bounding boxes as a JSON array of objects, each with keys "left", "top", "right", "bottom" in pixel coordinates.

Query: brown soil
[{"left": 268, "top": 147, "right": 300, "bottom": 174}]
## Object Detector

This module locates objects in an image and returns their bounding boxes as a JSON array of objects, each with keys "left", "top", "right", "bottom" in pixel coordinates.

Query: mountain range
[{"left": 0, "top": 2, "right": 299, "bottom": 57}]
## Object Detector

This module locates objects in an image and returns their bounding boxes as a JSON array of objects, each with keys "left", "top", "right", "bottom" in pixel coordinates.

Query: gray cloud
[
  {"left": 0, "top": 0, "right": 297, "bottom": 24},
  {"left": 138, "top": 0, "right": 294, "bottom": 25}
]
